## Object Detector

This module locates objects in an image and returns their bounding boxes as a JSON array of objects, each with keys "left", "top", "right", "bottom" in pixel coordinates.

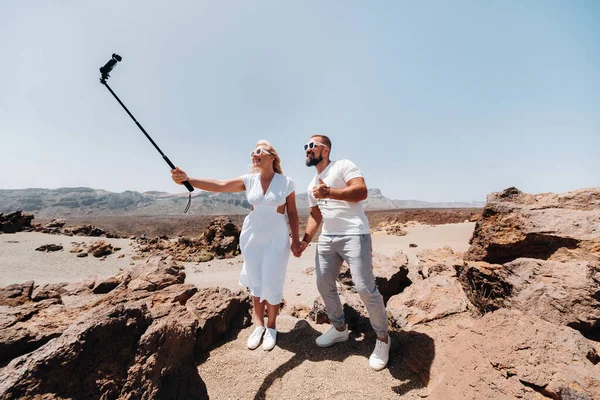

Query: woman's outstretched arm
[{"left": 171, "top": 167, "right": 245, "bottom": 192}]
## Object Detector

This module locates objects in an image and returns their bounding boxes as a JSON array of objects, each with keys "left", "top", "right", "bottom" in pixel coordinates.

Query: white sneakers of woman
[
  {"left": 247, "top": 326, "right": 278, "bottom": 351},
  {"left": 369, "top": 336, "right": 391, "bottom": 371},
  {"left": 315, "top": 325, "right": 349, "bottom": 347},
  {"left": 247, "top": 326, "right": 266, "bottom": 350},
  {"left": 262, "top": 328, "right": 277, "bottom": 351}
]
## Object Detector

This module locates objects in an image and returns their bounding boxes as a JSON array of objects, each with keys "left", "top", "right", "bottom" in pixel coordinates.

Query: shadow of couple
[{"left": 252, "top": 319, "right": 435, "bottom": 400}]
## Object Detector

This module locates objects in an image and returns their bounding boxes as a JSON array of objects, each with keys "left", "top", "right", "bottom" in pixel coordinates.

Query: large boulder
[
  {"left": 459, "top": 258, "right": 600, "bottom": 337},
  {"left": 0, "top": 211, "right": 34, "bottom": 233},
  {"left": 387, "top": 275, "right": 471, "bottom": 329},
  {"left": 0, "top": 281, "right": 34, "bottom": 307},
  {"left": 387, "top": 246, "right": 473, "bottom": 330},
  {"left": 465, "top": 187, "right": 600, "bottom": 264},
  {"left": 0, "top": 298, "right": 70, "bottom": 364},
  {"left": 416, "top": 246, "right": 463, "bottom": 279},
  {"left": 460, "top": 187, "right": 600, "bottom": 339},
  {"left": 198, "top": 217, "right": 241, "bottom": 259},
  {"left": 401, "top": 309, "right": 600, "bottom": 399},
  {"left": 134, "top": 218, "right": 241, "bottom": 263}
]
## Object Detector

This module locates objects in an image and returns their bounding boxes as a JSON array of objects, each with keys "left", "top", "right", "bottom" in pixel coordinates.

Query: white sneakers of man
[
  {"left": 247, "top": 326, "right": 278, "bottom": 351},
  {"left": 369, "top": 336, "right": 391, "bottom": 371},
  {"left": 316, "top": 325, "right": 390, "bottom": 370},
  {"left": 315, "top": 325, "right": 349, "bottom": 347}
]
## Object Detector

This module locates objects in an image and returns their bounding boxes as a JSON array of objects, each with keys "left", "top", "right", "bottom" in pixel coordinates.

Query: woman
[{"left": 171, "top": 140, "right": 300, "bottom": 351}]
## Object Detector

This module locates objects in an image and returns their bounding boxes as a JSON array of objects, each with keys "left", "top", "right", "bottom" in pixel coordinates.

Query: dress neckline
[{"left": 259, "top": 173, "right": 278, "bottom": 196}]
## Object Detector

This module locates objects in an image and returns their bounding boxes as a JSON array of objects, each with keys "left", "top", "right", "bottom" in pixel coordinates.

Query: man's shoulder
[
  {"left": 335, "top": 158, "right": 356, "bottom": 165},
  {"left": 329, "top": 159, "right": 360, "bottom": 174}
]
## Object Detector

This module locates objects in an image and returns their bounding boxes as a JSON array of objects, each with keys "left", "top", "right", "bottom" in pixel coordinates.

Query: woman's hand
[
  {"left": 171, "top": 167, "right": 189, "bottom": 185},
  {"left": 291, "top": 240, "right": 303, "bottom": 258}
]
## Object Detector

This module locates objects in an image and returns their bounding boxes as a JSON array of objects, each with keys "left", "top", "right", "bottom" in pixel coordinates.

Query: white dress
[{"left": 239, "top": 173, "right": 295, "bottom": 305}]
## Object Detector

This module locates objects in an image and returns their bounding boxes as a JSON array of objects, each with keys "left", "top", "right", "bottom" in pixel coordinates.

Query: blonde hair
[{"left": 250, "top": 140, "right": 283, "bottom": 174}]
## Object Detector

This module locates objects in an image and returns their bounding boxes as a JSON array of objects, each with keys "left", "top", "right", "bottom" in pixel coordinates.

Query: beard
[{"left": 305, "top": 154, "right": 322, "bottom": 167}]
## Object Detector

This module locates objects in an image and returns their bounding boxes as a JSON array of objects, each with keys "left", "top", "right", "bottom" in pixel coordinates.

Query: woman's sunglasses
[
  {"left": 303, "top": 141, "right": 328, "bottom": 151},
  {"left": 250, "top": 147, "right": 272, "bottom": 157}
]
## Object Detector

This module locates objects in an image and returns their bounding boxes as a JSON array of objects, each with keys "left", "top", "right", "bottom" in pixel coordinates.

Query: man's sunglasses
[
  {"left": 250, "top": 147, "right": 272, "bottom": 157},
  {"left": 303, "top": 141, "right": 328, "bottom": 151}
]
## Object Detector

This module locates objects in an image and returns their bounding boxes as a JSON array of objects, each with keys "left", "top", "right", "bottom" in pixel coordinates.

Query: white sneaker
[
  {"left": 369, "top": 336, "right": 391, "bottom": 371},
  {"left": 247, "top": 326, "right": 265, "bottom": 350},
  {"left": 263, "top": 328, "right": 277, "bottom": 351},
  {"left": 316, "top": 325, "right": 349, "bottom": 347}
]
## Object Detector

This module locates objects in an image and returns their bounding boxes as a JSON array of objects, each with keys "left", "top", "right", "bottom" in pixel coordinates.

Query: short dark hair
[{"left": 311, "top": 134, "right": 332, "bottom": 151}]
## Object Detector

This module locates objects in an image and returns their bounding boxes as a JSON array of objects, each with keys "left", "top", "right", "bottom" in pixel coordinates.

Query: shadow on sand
[{"left": 251, "top": 319, "right": 435, "bottom": 399}]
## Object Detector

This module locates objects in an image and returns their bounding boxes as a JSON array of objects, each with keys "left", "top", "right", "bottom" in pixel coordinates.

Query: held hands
[
  {"left": 312, "top": 178, "right": 330, "bottom": 199},
  {"left": 291, "top": 240, "right": 303, "bottom": 258},
  {"left": 291, "top": 239, "right": 309, "bottom": 258},
  {"left": 171, "top": 167, "right": 189, "bottom": 185}
]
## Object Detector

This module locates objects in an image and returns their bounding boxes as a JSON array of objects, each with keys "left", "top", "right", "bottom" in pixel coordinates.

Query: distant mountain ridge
[{"left": 0, "top": 187, "right": 484, "bottom": 217}]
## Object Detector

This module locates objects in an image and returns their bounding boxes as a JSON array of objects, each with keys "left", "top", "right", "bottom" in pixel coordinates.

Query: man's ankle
[
  {"left": 377, "top": 334, "right": 389, "bottom": 343},
  {"left": 335, "top": 325, "right": 347, "bottom": 332}
]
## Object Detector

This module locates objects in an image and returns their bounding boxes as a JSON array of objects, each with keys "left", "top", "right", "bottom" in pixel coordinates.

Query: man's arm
[
  {"left": 300, "top": 206, "right": 323, "bottom": 251},
  {"left": 313, "top": 177, "right": 368, "bottom": 202}
]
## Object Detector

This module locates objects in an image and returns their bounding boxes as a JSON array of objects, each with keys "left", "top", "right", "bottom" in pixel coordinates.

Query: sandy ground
[
  {"left": 0, "top": 232, "right": 137, "bottom": 286},
  {"left": 198, "top": 315, "right": 428, "bottom": 400}
]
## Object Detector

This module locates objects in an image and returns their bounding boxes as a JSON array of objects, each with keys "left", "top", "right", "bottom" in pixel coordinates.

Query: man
[{"left": 298, "top": 134, "right": 390, "bottom": 371}]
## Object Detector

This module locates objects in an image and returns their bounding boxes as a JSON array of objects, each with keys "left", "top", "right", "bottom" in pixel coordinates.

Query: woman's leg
[
  {"left": 265, "top": 301, "right": 279, "bottom": 329},
  {"left": 253, "top": 296, "right": 266, "bottom": 326}
]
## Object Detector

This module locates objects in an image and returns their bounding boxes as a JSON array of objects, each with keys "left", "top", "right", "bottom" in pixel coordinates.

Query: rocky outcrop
[
  {"left": 402, "top": 309, "right": 600, "bottom": 399},
  {"left": 135, "top": 217, "right": 241, "bottom": 263},
  {"left": 388, "top": 247, "right": 472, "bottom": 330},
  {"left": 36, "top": 218, "right": 121, "bottom": 238},
  {"left": 465, "top": 187, "right": 600, "bottom": 264},
  {"left": 0, "top": 211, "right": 34, "bottom": 233},
  {"left": 0, "top": 257, "right": 251, "bottom": 399},
  {"left": 458, "top": 258, "right": 600, "bottom": 337},
  {"left": 387, "top": 275, "right": 471, "bottom": 329},
  {"left": 35, "top": 243, "right": 63, "bottom": 252},
  {"left": 459, "top": 187, "right": 600, "bottom": 338},
  {"left": 0, "top": 281, "right": 34, "bottom": 306},
  {"left": 197, "top": 217, "right": 241, "bottom": 259}
]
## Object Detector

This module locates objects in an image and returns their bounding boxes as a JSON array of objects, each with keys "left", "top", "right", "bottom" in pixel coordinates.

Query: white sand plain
[
  {"left": 0, "top": 223, "right": 475, "bottom": 301},
  {"left": 0, "top": 232, "right": 137, "bottom": 286}
]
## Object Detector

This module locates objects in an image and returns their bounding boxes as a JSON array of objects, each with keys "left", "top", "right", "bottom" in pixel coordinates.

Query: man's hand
[
  {"left": 171, "top": 167, "right": 189, "bottom": 185},
  {"left": 291, "top": 240, "right": 303, "bottom": 257},
  {"left": 299, "top": 240, "right": 308, "bottom": 254},
  {"left": 312, "top": 178, "right": 330, "bottom": 199}
]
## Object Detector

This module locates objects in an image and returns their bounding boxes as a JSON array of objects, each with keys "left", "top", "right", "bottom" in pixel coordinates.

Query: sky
[{"left": 0, "top": 1, "right": 598, "bottom": 202}]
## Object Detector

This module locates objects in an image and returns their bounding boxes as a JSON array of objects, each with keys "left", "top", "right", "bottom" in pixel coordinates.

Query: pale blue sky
[{"left": 1, "top": 1, "right": 598, "bottom": 202}]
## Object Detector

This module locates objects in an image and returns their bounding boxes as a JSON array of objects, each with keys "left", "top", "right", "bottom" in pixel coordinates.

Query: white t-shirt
[{"left": 307, "top": 159, "right": 370, "bottom": 235}]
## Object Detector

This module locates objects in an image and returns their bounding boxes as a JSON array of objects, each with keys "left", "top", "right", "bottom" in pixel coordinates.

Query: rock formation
[{"left": 0, "top": 257, "right": 251, "bottom": 399}]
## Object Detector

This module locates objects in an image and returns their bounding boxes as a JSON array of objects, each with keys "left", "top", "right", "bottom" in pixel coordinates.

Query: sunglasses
[
  {"left": 250, "top": 147, "right": 272, "bottom": 157},
  {"left": 303, "top": 141, "right": 328, "bottom": 151}
]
